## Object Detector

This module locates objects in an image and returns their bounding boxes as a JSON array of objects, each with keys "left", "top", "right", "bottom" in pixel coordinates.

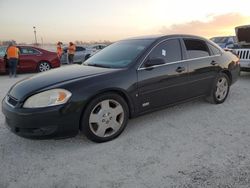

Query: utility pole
[{"left": 33, "top": 26, "right": 37, "bottom": 45}]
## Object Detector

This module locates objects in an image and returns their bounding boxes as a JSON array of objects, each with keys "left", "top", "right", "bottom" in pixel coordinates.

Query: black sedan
[{"left": 2, "top": 35, "right": 240, "bottom": 142}]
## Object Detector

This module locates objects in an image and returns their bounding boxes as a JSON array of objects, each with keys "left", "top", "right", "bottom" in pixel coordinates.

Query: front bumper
[
  {"left": 240, "top": 59, "right": 250, "bottom": 70},
  {"left": 2, "top": 99, "right": 80, "bottom": 139}
]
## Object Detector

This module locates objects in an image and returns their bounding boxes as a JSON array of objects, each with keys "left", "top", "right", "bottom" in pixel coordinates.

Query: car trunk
[{"left": 235, "top": 25, "right": 250, "bottom": 47}]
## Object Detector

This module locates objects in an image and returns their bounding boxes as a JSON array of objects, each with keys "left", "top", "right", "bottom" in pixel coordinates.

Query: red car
[{"left": 0, "top": 45, "right": 60, "bottom": 74}]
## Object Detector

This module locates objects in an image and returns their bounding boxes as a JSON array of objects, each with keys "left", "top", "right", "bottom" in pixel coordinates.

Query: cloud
[{"left": 159, "top": 13, "right": 250, "bottom": 37}]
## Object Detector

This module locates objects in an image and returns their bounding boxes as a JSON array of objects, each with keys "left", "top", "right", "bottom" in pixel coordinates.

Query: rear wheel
[
  {"left": 81, "top": 93, "right": 129, "bottom": 142},
  {"left": 38, "top": 61, "right": 51, "bottom": 72},
  {"left": 206, "top": 73, "right": 230, "bottom": 104}
]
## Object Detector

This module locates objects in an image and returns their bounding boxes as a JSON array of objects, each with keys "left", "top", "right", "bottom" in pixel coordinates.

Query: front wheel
[
  {"left": 38, "top": 61, "right": 51, "bottom": 72},
  {"left": 206, "top": 73, "right": 230, "bottom": 104},
  {"left": 81, "top": 93, "right": 129, "bottom": 142}
]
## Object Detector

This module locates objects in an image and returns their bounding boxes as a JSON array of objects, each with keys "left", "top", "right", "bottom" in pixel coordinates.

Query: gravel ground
[{"left": 1, "top": 72, "right": 250, "bottom": 188}]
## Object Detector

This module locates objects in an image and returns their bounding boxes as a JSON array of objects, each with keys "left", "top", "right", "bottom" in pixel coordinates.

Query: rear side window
[
  {"left": 184, "top": 39, "right": 210, "bottom": 59},
  {"left": 148, "top": 39, "right": 182, "bottom": 64},
  {"left": 208, "top": 43, "right": 221, "bottom": 55},
  {"left": 76, "top": 47, "right": 86, "bottom": 52},
  {"left": 20, "top": 47, "right": 40, "bottom": 55}
]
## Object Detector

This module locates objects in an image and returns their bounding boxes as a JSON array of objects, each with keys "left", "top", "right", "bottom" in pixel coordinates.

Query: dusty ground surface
[{"left": 1, "top": 72, "right": 250, "bottom": 188}]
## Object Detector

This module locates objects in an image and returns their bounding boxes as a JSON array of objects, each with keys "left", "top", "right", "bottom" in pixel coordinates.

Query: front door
[
  {"left": 137, "top": 39, "right": 189, "bottom": 112},
  {"left": 18, "top": 47, "right": 41, "bottom": 72}
]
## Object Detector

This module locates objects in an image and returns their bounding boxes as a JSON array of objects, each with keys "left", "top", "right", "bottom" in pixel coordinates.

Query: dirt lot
[{"left": 1, "top": 72, "right": 250, "bottom": 188}]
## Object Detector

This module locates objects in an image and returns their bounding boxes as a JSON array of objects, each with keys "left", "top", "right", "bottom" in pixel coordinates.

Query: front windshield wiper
[{"left": 86, "top": 63, "right": 113, "bottom": 68}]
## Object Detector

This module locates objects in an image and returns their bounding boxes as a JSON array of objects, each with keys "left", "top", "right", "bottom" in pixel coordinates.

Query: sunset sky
[{"left": 0, "top": 0, "right": 249, "bottom": 43}]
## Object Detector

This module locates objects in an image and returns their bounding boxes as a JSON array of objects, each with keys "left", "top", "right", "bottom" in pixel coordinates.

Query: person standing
[
  {"left": 6, "top": 43, "right": 20, "bottom": 78},
  {"left": 68, "top": 42, "right": 76, "bottom": 64},
  {"left": 56, "top": 42, "right": 63, "bottom": 63}
]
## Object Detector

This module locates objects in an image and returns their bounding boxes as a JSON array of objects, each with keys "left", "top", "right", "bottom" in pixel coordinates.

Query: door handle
[
  {"left": 211, "top": 60, "right": 218, "bottom": 66},
  {"left": 176, "top": 66, "right": 185, "bottom": 73}
]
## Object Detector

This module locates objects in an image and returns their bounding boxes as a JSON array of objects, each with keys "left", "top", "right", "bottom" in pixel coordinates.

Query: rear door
[
  {"left": 181, "top": 38, "right": 221, "bottom": 98},
  {"left": 137, "top": 38, "right": 189, "bottom": 112},
  {"left": 18, "top": 47, "right": 41, "bottom": 71}
]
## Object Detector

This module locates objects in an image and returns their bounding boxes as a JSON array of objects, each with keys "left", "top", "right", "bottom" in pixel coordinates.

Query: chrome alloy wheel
[
  {"left": 39, "top": 62, "right": 50, "bottom": 72},
  {"left": 215, "top": 77, "right": 228, "bottom": 101},
  {"left": 89, "top": 99, "right": 125, "bottom": 138}
]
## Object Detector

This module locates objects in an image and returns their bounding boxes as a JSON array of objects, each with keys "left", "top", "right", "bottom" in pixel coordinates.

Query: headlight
[{"left": 23, "top": 89, "right": 72, "bottom": 108}]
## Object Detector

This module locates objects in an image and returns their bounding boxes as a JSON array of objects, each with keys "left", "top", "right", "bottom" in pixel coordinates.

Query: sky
[{"left": 0, "top": 0, "right": 250, "bottom": 43}]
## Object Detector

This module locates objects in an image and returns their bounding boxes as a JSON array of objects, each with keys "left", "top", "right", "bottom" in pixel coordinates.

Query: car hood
[
  {"left": 9, "top": 64, "right": 118, "bottom": 101},
  {"left": 235, "top": 25, "right": 250, "bottom": 46}
]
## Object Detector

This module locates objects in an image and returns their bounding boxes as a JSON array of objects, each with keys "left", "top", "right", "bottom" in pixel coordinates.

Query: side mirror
[{"left": 144, "top": 58, "right": 165, "bottom": 67}]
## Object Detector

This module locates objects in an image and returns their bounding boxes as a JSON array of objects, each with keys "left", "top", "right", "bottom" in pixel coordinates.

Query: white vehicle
[
  {"left": 60, "top": 44, "right": 108, "bottom": 64},
  {"left": 60, "top": 46, "right": 94, "bottom": 64},
  {"left": 85, "top": 44, "right": 107, "bottom": 60},
  {"left": 210, "top": 36, "right": 237, "bottom": 49},
  {"left": 234, "top": 25, "right": 250, "bottom": 71}
]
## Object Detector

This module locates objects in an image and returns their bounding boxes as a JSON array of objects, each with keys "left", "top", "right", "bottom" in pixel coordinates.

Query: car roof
[
  {"left": 17, "top": 45, "right": 35, "bottom": 47},
  {"left": 235, "top": 25, "right": 250, "bottom": 29},
  {"left": 210, "top": 36, "right": 235, "bottom": 39},
  {"left": 122, "top": 34, "right": 209, "bottom": 42},
  {"left": 0, "top": 45, "right": 35, "bottom": 48},
  {"left": 0, "top": 45, "right": 37, "bottom": 49}
]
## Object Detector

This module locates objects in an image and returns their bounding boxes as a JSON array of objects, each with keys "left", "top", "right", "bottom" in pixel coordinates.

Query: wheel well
[
  {"left": 79, "top": 90, "right": 133, "bottom": 130},
  {"left": 221, "top": 70, "right": 232, "bottom": 85},
  {"left": 38, "top": 60, "right": 51, "bottom": 66},
  {"left": 90, "top": 90, "right": 132, "bottom": 116},
  {"left": 37, "top": 61, "right": 51, "bottom": 70}
]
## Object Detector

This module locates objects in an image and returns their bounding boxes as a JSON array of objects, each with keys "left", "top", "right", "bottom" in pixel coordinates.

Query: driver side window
[{"left": 145, "top": 39, "right": 182, "bottom": 67}]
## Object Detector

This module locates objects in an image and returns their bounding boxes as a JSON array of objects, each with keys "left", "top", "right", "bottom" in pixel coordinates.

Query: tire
[
  {"left": 206, "top": 73, "right": 230, "bottom": 104},
  {"left": 38, "top": 61, "right": 51, "bottom": 72},
  {"left": 81, "top": 93, "right": 129, "bottom": 143}
]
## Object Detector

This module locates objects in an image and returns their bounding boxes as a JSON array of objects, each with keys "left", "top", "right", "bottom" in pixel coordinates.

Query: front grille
[
  {"left": 6, "top": 95, "right": 18, "bottom": 107},
  {"left": 236, "top": 49, "right": 250, "bottom": 60}
]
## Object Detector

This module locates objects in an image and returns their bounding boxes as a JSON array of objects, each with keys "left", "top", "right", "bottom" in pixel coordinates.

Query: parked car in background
[
  {"left": 210, "top": 36, "right": 237, "bottom": 49},
  {"left": 61, "top": 46, "right": 88, "bottom": 64},
  {"left": 0, "top": 45, "right": 60, "bottom": 74},
  {"left": 233, "top": 25, "right": 250, "bottom": 71},
  {"left": 2, "top": 35, "right": 240, "bottom": 142},
  {"left": 61, "top": 44, "right": 107, "bottom": 64},
  {"left": 85, "top": 44, "right": 107, "bottom": 59}
]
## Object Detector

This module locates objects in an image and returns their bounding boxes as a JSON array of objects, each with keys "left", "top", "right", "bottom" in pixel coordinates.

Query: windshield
[
  {"left": 0, "top": 46, "right": 7, "bottom": 57},
  {"left": 211, "top": 37, "right": 230, "bottom": 43},
  {"left": 84, "top": 39, "right": 154, "bottom": 68}
]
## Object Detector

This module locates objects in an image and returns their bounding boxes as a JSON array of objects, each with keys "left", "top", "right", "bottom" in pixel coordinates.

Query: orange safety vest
[
  {"left": 68, "top": 44, "right": 76, "bottom": 55},
  {"left": 7, "top": 46, "right": 19, "bottom": 59},
  {"left": 57, "top": 45, "right": 63, "bottom": 57}
]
